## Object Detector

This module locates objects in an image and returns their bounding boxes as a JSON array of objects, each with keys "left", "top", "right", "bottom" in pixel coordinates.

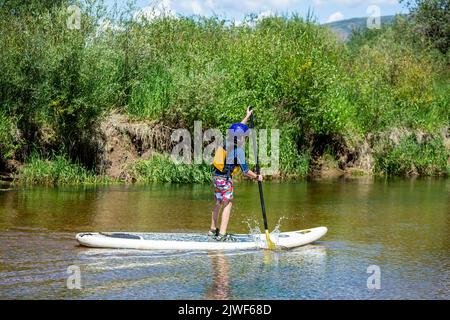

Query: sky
[{"left": 104, "top": 0, "right": 407, "bottom": 24}]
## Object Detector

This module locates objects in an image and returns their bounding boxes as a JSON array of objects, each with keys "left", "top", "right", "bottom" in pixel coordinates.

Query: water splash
[
  {"left": 268, "top": 216, "right": 287, "bottom": 246},
  {"left": 243, "top": 218, "right": 264, "bottom": 247},
  {"left": 243, "top": 216, "right": 288, "bottom": 248}
]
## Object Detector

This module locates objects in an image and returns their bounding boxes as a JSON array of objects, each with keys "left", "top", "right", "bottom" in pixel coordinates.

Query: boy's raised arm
[{"left": 241, "top": 106, "right": 253, "bottom": 125}]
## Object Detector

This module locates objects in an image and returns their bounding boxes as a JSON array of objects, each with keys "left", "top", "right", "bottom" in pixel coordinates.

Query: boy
[{"left": 209, "top": 107, "right": 263, "bottom": 242}]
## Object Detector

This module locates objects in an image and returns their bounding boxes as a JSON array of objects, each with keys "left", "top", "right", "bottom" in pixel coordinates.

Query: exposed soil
[
  {"left": 307, "top": 133, "right": 372, "bottom": 178},
  {"left": 93, "top": 112, "right": 173, "bottom": 180},
  {"left": 308, "top": 126, "right": 450, "bottom": 178}
]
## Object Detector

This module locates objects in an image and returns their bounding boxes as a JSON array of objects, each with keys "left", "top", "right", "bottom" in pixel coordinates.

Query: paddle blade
[{"left": 265, "top": 230, "right": 276, "bottom": 250}]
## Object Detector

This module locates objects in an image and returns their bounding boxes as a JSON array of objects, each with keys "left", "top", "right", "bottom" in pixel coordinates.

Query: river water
[{"left": 0, "top": 178, "right": 448, "bottom": 299}]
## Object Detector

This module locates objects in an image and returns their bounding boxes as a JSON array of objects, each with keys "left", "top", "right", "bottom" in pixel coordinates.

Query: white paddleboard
[{"left": 76, "top": 227, "right": 327, "bottom": 250}]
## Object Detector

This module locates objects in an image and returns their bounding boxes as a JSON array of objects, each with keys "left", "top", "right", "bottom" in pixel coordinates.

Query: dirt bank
[
  {"left": 1, "top": 112, "right": 448, "bottom": 183},
  {"left": 309, "top": 126, "right": 450, "bottom": 178},
  {"left": 93, "top": 112, "right": 174, "bottom": 180}
]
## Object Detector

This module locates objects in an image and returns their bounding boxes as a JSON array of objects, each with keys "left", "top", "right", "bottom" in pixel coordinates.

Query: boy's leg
[
  {"left": 219, "top": 200, "right": 233, "bottom": 235},
  {"left": 210, "top": 201, "right": 222, "bottom": 230}
]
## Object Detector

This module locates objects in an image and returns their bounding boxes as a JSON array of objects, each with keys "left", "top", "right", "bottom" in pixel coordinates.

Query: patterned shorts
[{"left": 213, "top": 176, "right": 233, "bottom": 203}]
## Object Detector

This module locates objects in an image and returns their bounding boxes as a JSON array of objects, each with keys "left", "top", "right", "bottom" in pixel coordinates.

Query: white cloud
[
  {"left": 134, "top": 0, "right": 176, "bottom": 21},
  {"left": 233, "top": 9, "right": 276, "bottom": 27},
  {"left": 330, "top": 0, "right": 358, "bottom": 5},
  {"left": 242, "top": 0, "right": 299, "bottom": 10},
  {"left": 205, "top": 0, "right": 216, "bottom": 10},
  {"left": 313, "top": 0, "right": 328, "bottom": 6},
  {"left": 190, "top": 0, "right": 203, "bottom": 15},
  {"left": 329, "top": 0, "right": 398, "bottom": 5},
  {"left": 270, "top": 0, "right": 298, "bottom": 7},
  {"left": 179, "top": 0, "right": 300, "bottom": 14},
  {"left": 258, "top": 10, "right": 274, "bottom": 20},
  {"left": 134, "top": 0, "right": 399, "bottom": 24},
  {"left": 326, "top": 11, "right": 344, "bottom": 23},
  {"left": 372, "top": 0, "right": 399, "bottom": 5}
]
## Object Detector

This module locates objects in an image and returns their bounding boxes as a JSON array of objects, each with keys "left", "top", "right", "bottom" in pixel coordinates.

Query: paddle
[{"left": 248, "top": 107, "right": 276, "bottom": 250}]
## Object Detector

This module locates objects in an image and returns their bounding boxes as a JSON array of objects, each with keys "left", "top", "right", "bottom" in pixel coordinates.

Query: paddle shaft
[{"left": 249, "top": 112, "right": 269, "bottom": 231}]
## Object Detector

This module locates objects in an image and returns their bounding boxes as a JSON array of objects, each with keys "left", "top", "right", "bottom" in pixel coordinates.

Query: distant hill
[{"left": 323, "top": 15, "right": 397, "bottom": 41}]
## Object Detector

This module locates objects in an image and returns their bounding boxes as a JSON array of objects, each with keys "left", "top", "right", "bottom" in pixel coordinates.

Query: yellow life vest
[{"left": 212, "top": 146, "right": 241, "bottom": 177}]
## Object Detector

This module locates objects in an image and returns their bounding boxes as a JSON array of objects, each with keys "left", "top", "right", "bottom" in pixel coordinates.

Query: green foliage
[
  {"left": 127, "top": 63, "right": 174, "bottom": 119},
  {"left": 130, "top": 154, "right": 213, "bottom": 183},
  {"left": 400, "top": 0, "right": 450, "bottom": 54},
  {"left": 375, "top": 135, "right": 449, "bottom": 176},
  {"left": 0, "top": 2, "right": 448, "bottom": 183},
  {"left": 346, "top": 17, "right": 449, "bottom": 132},
  {"left": 279, "top": 130, "right": 310, "bottom": 177},
  {"left": 18, "top": 154, "right": 111, "bottom": 185},
  {"left": 0, "top": 111, "right": 19, "bottom": 160},
  {"left": 114, "top": 14, "right": 356, "bottom": 135},
  {"left": 0, "top": 1, "right": 121, "bottom": 159}
]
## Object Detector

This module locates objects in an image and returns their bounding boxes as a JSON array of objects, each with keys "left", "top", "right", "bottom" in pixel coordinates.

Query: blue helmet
[{"left": 229, "top": 123, "right": 249, "bottom": 136}]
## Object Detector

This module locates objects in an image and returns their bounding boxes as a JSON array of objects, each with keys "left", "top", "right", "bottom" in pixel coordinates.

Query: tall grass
[
  {"left": 130, "top": 154, "right": 212, "bottom": 183},
  {"left": 18, "top": 155, "right": 112, "bottom": 185}
]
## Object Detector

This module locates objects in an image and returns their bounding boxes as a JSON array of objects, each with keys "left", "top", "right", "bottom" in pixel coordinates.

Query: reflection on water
[
  {"left": 206, "top": 252, "right": 231, "bottom": 300},
  {"left": 0, "top": 178, "right": 448, "bottom": 299}
]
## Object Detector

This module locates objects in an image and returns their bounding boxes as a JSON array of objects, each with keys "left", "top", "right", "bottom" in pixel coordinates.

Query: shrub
[{"left": 375, "top": 134, "right": 449, "bottom": 176}]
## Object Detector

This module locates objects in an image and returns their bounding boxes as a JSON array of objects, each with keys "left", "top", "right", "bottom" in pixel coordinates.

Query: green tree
[{"left": 401, "top": 0, "right": 450, "bottom": 54}]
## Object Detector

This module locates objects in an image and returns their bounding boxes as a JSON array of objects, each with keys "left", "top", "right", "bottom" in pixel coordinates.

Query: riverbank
[
  {"left": 1, "top": 112, "right": 449, "bottom": 185},
  {"left": 0, "top": 120, "right": 450, "bottom": 185},
  {"left": 1, "top": 4, "right": 449, "bottom": 184}
]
